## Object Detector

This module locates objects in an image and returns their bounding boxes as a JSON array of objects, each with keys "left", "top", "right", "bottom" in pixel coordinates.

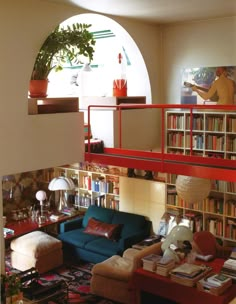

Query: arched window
[{"left": 48, "top": 13, "right": 152, "bottom": 103}]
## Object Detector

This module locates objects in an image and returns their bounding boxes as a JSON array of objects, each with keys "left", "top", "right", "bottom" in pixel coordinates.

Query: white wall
[
  {"left": 120, "top": 177, "right": 166, "bottom": 234},
  {"left": 162, "top": 17, "right": 236, "bottom": 104},
  {"left": 0, "top": 0, "right": 85, "bottom": 273}
]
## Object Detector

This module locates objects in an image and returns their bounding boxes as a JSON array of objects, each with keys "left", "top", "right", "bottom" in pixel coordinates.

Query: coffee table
[{"left": 131, "top": 259, "right": 236, "bottom": 304}]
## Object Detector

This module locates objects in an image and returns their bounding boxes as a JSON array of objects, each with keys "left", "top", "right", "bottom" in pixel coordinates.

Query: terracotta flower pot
[{"left": 29, "top": 79, "right": 48, "bottom": 98}]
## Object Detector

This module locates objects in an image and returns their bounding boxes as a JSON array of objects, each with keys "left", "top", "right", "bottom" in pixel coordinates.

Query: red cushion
[
  {"left": 84, "top": 217, "right": 122, "bottom": 240},
  {"left": 193, "top": 231, "right": 217, "bottom": 257}
]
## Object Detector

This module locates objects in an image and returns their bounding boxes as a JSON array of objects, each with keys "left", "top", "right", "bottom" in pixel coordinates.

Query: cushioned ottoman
[{"left": 10, "top": 231, "right": 63, "bottom": 273}]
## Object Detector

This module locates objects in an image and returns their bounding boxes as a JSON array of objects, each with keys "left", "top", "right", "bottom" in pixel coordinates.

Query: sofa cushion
[
  {"left": 84, "top": 217, "right": 122, "bottom": 240},
  {"left": 85, "top": 238, "right": 122, "bottom": 257},
  {"left": 58, "top": 228, "right": 99, "bottom": 248},
  {"left": 82, "top": 205, "right": 115, "bottom": 228},
  {"left": 112, "top": 210, "right": 147, "bottom": 238}
]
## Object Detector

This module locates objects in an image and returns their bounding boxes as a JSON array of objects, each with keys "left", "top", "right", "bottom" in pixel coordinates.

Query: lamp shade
[
  {"left": 36, "top": 190, "right": 47, "bottom": 201},
  {"left": 176, "top": 175, "right": 211, "bottom": 204},
  {"left": 48, "top": 176, "right": 75, "bottom": 212},
  {"left": 161, "top": 225, "right": 193, "bottom": 252},
  {"left": 48, "top": 177, "right": 75, "bottom": 191}
]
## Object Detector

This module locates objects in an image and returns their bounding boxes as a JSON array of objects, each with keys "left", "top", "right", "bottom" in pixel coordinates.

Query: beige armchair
[{"left": 90, "top": 242, "right": 162, "bottom": 304}]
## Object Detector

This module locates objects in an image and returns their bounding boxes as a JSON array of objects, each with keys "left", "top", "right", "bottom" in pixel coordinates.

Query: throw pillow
[{"left": 84, "top": 217, "right": 122, "bottom": 240}]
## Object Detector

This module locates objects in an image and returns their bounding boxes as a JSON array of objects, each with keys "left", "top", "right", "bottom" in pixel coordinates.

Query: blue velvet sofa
[{"left": 58, "top": 205, "right": 151, "bottom": 263}]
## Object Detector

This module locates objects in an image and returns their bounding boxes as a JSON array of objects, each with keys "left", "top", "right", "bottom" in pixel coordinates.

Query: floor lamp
[{"left": 48, "top": 176, "right": 75, "bottom": 212}]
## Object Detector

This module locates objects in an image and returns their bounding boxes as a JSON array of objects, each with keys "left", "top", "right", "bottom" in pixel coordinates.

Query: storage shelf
[{"left": 52, "top": 165, "right": 120, "bottom": 211}]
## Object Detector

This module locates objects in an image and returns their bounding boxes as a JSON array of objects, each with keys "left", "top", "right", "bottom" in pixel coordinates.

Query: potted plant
[
  {"left": 1, "top": 272, "right": 22, "bottom": 304},
  {"left": 29, "top": 23, "right": 96, "bottom": 97}
]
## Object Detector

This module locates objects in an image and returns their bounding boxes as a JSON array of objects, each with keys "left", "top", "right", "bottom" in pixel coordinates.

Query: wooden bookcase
[
  {"left": 52, "top": 164, "right": 121, "bottom": 211},
  {"left": 165, "top": 109, "right": 236, "bottom": 245},
  {"left": 166, "top": 110, "right": 236, "bottom": 159}
]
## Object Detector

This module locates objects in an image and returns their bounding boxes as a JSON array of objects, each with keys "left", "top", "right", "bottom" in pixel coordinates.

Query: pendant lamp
[{"left": 176, "top": 175, "right": 211, "bottom": 204}]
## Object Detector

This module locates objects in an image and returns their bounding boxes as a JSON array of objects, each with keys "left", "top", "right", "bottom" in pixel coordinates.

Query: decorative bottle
[{"left": 113, "top": 53, "right": 127, "bottom": 97}]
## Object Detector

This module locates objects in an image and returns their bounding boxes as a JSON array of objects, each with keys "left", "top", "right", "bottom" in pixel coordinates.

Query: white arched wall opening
[{"left": 48, "top": 13, "right": 152, "bottom": 104}]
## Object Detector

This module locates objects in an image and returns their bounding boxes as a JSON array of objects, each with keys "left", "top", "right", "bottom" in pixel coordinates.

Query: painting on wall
[{"left": 180, "top": 66, "right": 236, "bottom": 105}]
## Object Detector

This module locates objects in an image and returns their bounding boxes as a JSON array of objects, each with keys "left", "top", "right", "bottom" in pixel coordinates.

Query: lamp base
[{"left": 57, "top": 190, "right": 68, "bottom": 212}]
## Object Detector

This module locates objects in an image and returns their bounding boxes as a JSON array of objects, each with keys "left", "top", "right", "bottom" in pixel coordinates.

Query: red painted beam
[{"left": 85, "top": 149, "right": 236, "bottom": 182}]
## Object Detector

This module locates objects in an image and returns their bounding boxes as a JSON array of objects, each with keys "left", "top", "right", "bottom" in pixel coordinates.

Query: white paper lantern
[{"left": 176, "top": 175, "right": 211, "bottom": 203}]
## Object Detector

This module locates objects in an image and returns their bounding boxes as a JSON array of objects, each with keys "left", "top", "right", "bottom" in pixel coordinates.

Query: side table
[{"left": 4, "top": 212, "right": 83, "bottom": 246}]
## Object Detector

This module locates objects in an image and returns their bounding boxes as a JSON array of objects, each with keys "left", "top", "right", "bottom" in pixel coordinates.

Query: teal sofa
[{"left": 58, "top": 205, "right": 151, "bottom": 263}]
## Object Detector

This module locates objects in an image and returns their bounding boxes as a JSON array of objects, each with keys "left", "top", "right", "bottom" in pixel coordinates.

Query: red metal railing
[{"left": 85, "top": 104, "right": 236, "bottom": 182}]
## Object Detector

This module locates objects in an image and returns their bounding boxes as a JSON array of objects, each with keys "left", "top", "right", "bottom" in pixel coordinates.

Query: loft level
[
  {"left": 85, "top": 148, "right": 236, "bottom": 182},
  {"left": 85, "top": 103, "right": 236, "bottom": 182}
]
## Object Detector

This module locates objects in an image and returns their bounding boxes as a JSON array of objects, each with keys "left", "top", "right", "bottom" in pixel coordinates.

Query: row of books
[
  {"left": 205, "top": 134, "right": 224, "bottom": 151},
  {"left": 226, "top": 183, "right": 236, "bottom": 193},
  {"left": 167, "top": 114, "right": 227, "bottom": 132},
  {"left": 185, "top": 134, "right": 204, "bottom": 149},
  {"left": 226, "top": 137, "right": 236, "bottom": 152},
  {"left": 225, "top": 220, "right": 236, "bottom": 239},
  {"left": 227, "top": 117, "right": 236, "bottom": 133},
  {"left": 167, "top": 132, "right": 184, "bottom": 148},
  {"left": 206, "top": 218, "right": 223, "bottom": 236},
  {"left": 225, "top": 199, "right": 236, "bottom": 217},
  {"left": 204, "top": 197, "right": 224, "bottom": 214},
  {"left": 167, "top": 114, "right": 184, "bottom": 130},
  {"left": 205, "top": 117, "right": 224, "bottom": 132},
  {"left": 186, "top": 116, "right": 204, "bottom": 131}
]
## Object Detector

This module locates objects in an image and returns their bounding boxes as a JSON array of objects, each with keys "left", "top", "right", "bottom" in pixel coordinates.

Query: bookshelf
[
  {"left": 166, "top": 173, "right": 236, "bottom": 245},
  {"left": 52, "top": 164, "right": 121, "bottom": 211},
  {"left": 166, "top": 110, "right": 236, "bottom": 159}
]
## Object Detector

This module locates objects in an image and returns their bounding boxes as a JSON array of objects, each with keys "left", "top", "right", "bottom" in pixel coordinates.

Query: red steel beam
[{"left": 85, "top": 149, "right": 236, "bottom": 182}]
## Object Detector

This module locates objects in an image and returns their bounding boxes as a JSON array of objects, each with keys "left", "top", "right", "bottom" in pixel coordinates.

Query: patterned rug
[{"left": 5, "top": 251, "right": 119, "bottom": 304}]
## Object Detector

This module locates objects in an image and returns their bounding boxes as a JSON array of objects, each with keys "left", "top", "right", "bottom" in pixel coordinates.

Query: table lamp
[
  {"left": 36, "top": 190, "right": 47, "bottom": 216},
  {"left": 48, "top": 176, "right": 75, "bottom": 212}
]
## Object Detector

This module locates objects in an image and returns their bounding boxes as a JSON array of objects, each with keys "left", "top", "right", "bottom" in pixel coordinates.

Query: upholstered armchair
[
  {"left": 192, "top": 231, "right": 232, "bottom": 260},
  {"left": 90, "top": 242, "right": 163, "bottom": 304}
]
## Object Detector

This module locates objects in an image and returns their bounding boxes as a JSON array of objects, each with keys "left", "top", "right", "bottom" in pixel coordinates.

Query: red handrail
[{"left": 85, "top": 104, "right": 236, "bottom": 182}]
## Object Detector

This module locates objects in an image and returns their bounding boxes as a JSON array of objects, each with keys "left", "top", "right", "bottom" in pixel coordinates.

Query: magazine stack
[{"left": 170, "top": 263, "right": 212, "bottom": 287}]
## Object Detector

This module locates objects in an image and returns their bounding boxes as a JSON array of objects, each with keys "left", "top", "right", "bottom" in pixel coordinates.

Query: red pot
[{"left": 29, "top": 79, "right": 48, "bottom": 98}]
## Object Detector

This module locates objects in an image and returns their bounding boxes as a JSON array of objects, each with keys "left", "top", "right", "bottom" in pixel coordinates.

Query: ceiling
[{"left": 49, "top": 0, "right": 236, "bottom": 24}]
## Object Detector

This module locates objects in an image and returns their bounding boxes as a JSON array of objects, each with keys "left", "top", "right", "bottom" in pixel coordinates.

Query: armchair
[
  {"left": 90, "top": 242, "right": 163, "bottom": 304},
  {"left": 192, "top": 231, "right": 232, "bottom": 259}
]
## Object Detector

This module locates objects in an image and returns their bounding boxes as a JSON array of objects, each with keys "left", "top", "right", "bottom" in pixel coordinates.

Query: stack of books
[
  {"left": 156, "top": 256, "right": 176, "bottom": 276},
  {"left": 142, "top": 254, "right": 163, "bottom": 272},
  {"left": 220, "top": 250, "right": 236, "bottom": 281},
  {"left": 170, "top": 263, "right": 212, "bottom": 287},
  {"left": 197, "top": 273, "right": 232, "bottom": 295}
]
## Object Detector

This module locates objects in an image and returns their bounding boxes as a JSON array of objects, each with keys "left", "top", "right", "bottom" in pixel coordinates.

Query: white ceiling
[{"left": 48, "top": 0, "right": 236, "bottom": 24}]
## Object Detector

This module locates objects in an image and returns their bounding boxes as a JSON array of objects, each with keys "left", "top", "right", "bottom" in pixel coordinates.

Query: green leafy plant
[
  {"left": 31, "top": 23, "right": 96, "bottom": 80},
  {"left": 1, "top": 272, "right": 22, "bottom": 297}
]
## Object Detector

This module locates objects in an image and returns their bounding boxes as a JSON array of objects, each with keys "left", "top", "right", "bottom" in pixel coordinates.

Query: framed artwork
[{"left": 180, "top": 66, "right": 236, "bottom": 104}]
